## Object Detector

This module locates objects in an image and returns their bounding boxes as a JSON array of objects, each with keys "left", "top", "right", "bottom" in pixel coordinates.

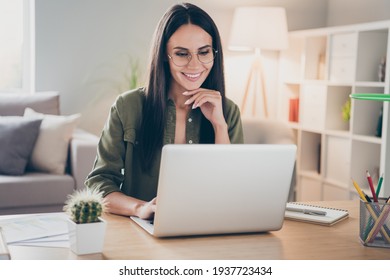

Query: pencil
[
  {"left": 366, "top": 170, "right": 378, "bottom": 202},
  {"left": 376, "top": 174, "right": 383, "bottom": 198},
  {"left": 351, "top": 178, "right": 366, "bottom": 200}
]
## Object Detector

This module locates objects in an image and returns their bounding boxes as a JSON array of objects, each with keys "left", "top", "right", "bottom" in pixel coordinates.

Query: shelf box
[
  {"left": 300, "top": 84, "right": 326, "bottom": 130},
  {"left": 329, "top": 32, "right": 357, "bottom": 83},
  {"left": 325, "top": 136, "right": 350, "bottom": 185},
  {"left": 330, "top": 32, "right": 357, "bottom": 57},
  {"left": 329, "top": 57, "right": 355, "bottom": 82}
]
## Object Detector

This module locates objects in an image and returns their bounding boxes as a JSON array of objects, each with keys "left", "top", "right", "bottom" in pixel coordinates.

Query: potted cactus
[{"left": 63, "top": 188, "right": 108, "bottom": 255}]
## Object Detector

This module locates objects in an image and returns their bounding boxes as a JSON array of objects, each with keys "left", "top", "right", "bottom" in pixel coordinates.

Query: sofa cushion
[
  {"left": 24, "top": 108, "right": 81, "bottom": 175},
  {"left": 0, "top": 117, "right": 42, "bottom": 175},
  {"left": 0, "top": 172, "right": 74, "bottom": 209},
  {"left": 0, "top": 92, "right": 60, "bottom": 116}
]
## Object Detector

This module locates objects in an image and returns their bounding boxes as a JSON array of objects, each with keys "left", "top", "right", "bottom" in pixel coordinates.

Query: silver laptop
[{"left": 131, "top": 144, "right": 296, "bottom": 237}]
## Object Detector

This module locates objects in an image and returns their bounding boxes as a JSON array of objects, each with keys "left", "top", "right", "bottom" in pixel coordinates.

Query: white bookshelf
[{"left": 278, "top": 20, "right": 390, "bottom": 201}]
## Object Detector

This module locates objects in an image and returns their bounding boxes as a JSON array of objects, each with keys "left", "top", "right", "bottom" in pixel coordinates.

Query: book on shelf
[
  {"left": 288, "top": 98, "right": 299, "bottom": 123},
  {"left": 285, "top": 202, "right": 349, "bottom": 226}
]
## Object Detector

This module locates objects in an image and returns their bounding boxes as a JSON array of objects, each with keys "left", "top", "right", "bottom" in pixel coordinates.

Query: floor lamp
[{"left": 229, "top": 7, "right": 289, "bottom": 118}]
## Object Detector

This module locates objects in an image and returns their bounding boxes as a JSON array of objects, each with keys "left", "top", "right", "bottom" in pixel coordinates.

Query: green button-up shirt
[{"left": 85, "top": 88, "right": 243, "bottom": 201}]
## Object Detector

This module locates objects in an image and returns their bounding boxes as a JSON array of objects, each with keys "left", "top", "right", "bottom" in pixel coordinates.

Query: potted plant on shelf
[
  {"left": 341, "top": 99, "right": 351, "bottom": 123},
  {"left": 63, "top": 188, "right": 108, "bottom": 255}
]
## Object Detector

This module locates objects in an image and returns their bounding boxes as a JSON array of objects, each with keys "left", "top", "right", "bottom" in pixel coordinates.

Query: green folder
[{"left": 350, "top": 93, "right": 390, "bottom": 101}]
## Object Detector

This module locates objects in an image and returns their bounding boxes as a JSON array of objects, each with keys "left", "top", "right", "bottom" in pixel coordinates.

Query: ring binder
[{"left": 288, "top": 202, "right": 349, "bottom": 212}]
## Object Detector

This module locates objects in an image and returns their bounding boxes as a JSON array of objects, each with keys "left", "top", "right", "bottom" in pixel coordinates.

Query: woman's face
[{"left": 166, "top": 24, "right": 214, "bottom": 92}]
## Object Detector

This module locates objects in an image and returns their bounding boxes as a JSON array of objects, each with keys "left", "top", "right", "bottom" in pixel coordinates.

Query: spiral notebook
[{"left": 285, "top": 202, "right": 349, "bottom": 226}]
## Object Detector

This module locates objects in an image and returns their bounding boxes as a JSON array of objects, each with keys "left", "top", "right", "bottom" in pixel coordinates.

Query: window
[{"left": 0, "top": 0, "right": 34, "bottom": 92}]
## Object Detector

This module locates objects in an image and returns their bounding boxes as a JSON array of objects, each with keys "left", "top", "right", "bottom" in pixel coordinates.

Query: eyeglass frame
[{"left": 167, "top": 47, "right": 218, "bottom": 67}]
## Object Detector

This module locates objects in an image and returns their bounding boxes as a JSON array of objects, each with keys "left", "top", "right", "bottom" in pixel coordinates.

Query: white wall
[
  {"left": 35, "top": 0, "right": 390, "bottom": 135},
  {"left": 327, "top": 0, "right": 390, "bottom": 26}
]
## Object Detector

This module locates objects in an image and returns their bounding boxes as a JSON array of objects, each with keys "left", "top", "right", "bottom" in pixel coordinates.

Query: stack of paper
[
  {"left": 0, "top": 227, "right": 10, "bottom": 260},
  {"left": 0, "top": 213, "right": 69, "bottom": 248}
]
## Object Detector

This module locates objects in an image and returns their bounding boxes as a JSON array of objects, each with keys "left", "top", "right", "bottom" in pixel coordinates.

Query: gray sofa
[{"left": 0, "top": 92, "right": 99, "bottom": 214}]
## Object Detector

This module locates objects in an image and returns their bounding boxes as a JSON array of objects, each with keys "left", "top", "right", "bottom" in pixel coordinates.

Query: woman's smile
[{"left": 182, "top": 71, "right": 203, "bottom": 81}]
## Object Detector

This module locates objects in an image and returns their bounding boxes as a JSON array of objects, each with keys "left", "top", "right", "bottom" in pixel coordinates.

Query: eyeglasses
[{"left": 167, "top": 47, "right": 218, "bottom": 67}]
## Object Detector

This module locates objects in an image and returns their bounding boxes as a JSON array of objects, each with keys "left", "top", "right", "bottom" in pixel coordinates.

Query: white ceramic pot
[{"left": 67, "top": 217, "right": 107, "bottom": 255}]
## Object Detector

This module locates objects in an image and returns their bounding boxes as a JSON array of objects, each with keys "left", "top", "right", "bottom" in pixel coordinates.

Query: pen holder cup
[{"left": 359, "top": 198, "right": 390, "bottom": 248}]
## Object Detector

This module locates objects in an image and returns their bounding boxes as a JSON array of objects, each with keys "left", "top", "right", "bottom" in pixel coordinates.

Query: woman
[{"left": 85, "top": 3, "right": 243, "bottom": 219}]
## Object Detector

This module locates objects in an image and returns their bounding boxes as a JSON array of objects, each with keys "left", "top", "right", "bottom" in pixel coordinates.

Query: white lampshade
[{"left": 229, "top": 7, "right": 289, "bottom": 51}]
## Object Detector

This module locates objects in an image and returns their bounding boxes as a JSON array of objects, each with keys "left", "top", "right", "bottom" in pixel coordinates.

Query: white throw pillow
[{"left": 24, "top": 107, "right": 81, "bottom": 175}]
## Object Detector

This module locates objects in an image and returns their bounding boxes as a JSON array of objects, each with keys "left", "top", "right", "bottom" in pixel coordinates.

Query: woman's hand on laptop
[
  {"left": 137, "top": 197, "right": 157, "bottom": 220},
  {"left": 104, "top": 192, "right": 156, "bottom": 219}
]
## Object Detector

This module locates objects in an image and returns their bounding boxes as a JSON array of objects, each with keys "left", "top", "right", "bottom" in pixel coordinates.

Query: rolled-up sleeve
[{"left": 85, "top": 99, "right": 126, "bottom": 197}]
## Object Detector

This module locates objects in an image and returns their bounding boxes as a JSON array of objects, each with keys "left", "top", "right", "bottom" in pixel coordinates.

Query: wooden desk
[{"left": 6, "top": 201, "right": 390, "bottom": 260}]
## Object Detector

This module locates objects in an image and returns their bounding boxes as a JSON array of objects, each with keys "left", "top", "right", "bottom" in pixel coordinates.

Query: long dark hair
[{"left": 140, "top": 2, "right": 226, "bottom": 170}]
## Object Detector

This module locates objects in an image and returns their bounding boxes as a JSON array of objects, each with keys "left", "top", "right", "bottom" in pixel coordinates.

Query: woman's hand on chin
[{"left": 183, "top": 88, "right": 226, "bottom": 127}]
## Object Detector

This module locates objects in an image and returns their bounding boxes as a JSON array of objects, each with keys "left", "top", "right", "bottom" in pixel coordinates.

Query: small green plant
[
  {"left": 342, "top": 99, "right": 351, "bottom": 122},
  {"left": 128, "top": 59, "right": 140, "bottom": 90},
  {"left": 63, "top": 188, "right": 107, "bottom": 224}
]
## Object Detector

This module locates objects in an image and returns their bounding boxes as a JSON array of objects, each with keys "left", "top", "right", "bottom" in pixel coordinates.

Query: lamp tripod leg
[
  {"left": 258, "top": 60, "right": 268, "bottom": 118},
  {"left": 241, "top": 64, "right": 255, "bottom": 115},
  {"left": 241, "top": 55, "right": 269, "bottom": 118}
]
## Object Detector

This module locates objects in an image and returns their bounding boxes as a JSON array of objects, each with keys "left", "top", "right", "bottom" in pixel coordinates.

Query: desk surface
[{"left": 6, "top": 200, "right": 390, "bottom": 260}]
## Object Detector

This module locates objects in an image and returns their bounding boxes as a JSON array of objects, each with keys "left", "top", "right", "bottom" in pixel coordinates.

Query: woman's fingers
[
  {"left": 183, "top": 88, "right": 225, "bottom": 125},
  {"left": 150, "top": 197, "right": 157, "bottom": 204},
  {"left": 192, "top": 92, "right": 221, "bottom": 109},
  {"left": 149, "top": 197, "right": 157, "bottom": 212},
  {"left": 183, "top": 89, "right": 221, "bottom": 108},
  {"left": 138, "top": 197, "right": 157, "bottom": 219}
]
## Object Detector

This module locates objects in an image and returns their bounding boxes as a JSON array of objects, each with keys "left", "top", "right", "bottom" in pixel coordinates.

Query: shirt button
[
  {"left": 188, "top": 118, "right": 192, "bottom": 123},
  {"left": 188, "top": 140, "right": 193, "bottom": 144}
]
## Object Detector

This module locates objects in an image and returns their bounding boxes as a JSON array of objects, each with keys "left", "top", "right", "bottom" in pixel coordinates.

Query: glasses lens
[
  {"left": 171, "top": 51, "right": 191, "bottom": 67},
  {"left": 197, "top": 47, "right": 216, "bottom": 64},
  {"left": 169, "top": 47, "right": 216, "bottom": 66}
]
